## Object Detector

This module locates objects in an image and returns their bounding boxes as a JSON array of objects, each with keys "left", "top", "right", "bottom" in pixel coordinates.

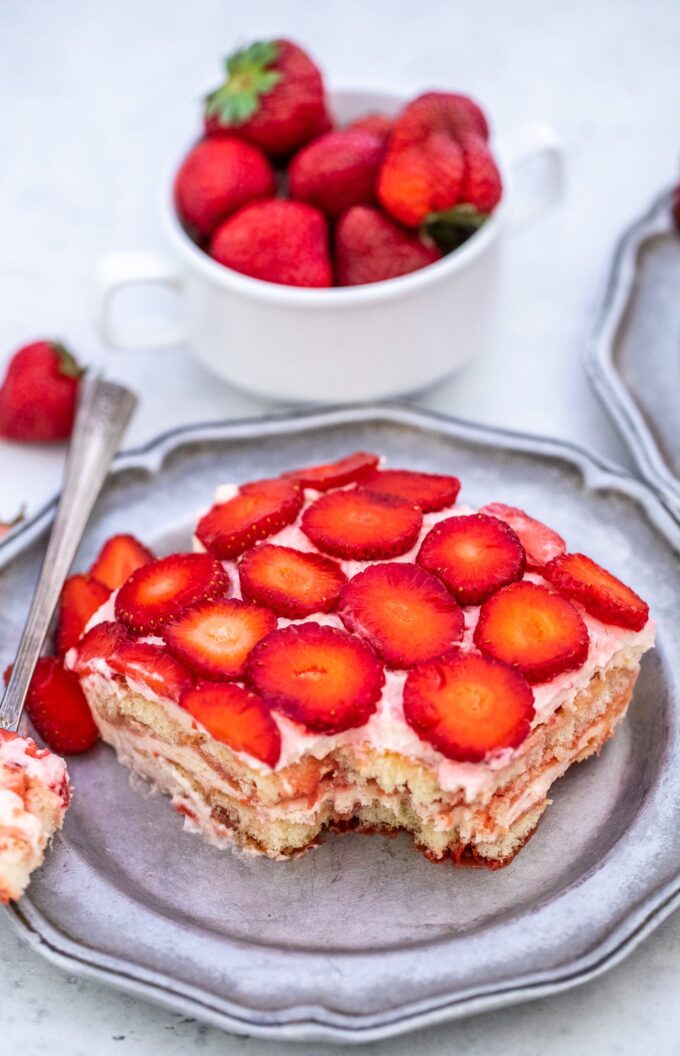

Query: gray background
[{"left": 1, "top": 0, "right": 679, "bottom": 1052}]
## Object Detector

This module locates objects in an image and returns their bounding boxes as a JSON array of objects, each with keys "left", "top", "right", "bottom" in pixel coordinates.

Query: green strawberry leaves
[
  {"left": 205, "top": 40, "right": 282, "bottom": 127},
  {"left": 421, "top": 204, "right": 488, "bottom": 255},
  {"left": 52, "top": 342, "right": 84, "bottom": 380}
]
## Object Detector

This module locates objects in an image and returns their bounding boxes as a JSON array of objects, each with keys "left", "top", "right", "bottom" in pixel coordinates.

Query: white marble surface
[{"left": 1, "top": 0, "right": 679, "bottom": 1052}]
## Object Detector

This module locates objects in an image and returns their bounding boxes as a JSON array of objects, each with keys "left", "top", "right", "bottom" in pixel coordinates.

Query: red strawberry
[
  {"left": 480, "top": 504, "right": 565, "bottom": 570},
  {"left": 247, "top": 622, "right": 384, "bottom": 734},
  {"left": 204, "top": 39, "right": 329, "bottom": 156},
  {"left": 238, "top": 544, "right": 346, "bottom": 618},
  {"left": 289, "top": 130, "right": 385, "bottom": 218},
  {"left": 71, "top": 621, "right": 127, "bottom": 675},
  {"left": 180, "top": 682, "right": 280, "bottom": 767},
  {"left": 210, "top": 200, "right": 332, "bottom": 287},
  {"left": 25, "top": 657, "right": 99, "bottom": 754},
  {"left": 302, "top": 488, "right": 422, "bottom": 560},
  {"left": 377, "top": 92, "right": 494, "bottom": 228},
  {"left": 459, "top": 134, "right": 502, "bottom": 212},
  {"left": 283, "top": 450, "right": 379, "bottom": 491},
  {"left": 106, "top": 639, "right": 193, "bottom": 702},
  {"left": 164, "top": 599, "right": 276, "bottom": 680},
  {"left": 196, "top": 477, "right": 302, "bottom": 560},
  {"left": 335, "top": 206, "right": 442, "bottom": 285},
  {"left": 174, "top": 137, "right": 275, "bottom": 240},
  {"left": 543, "top": 553, "right": 650, "bottom": 632},
  {"left": 56, "top": 574, "right": 110, "bottom": 657},
  {"left": 403, "top": 651, "right": 534, "bottom": 762},
  {"left": 417, "top": 513, "right": 525, "bottom": 605},
  {"left": 89, "top": 533, "right": 154, "bottom": 591},
  {"left": 346, "top": 113, "right": 394, "bottom": 146},
  {"left": 115, "top": 553, "right": 230, "bottom": 634},
  {"left": 474, "top": 581, "right": 590, "bottom": 683},
  {"left": 360, "top": 468, "right": 460, "bottom": 512},
  {"left": 378, "top": 134, "right": 465, "bottom": 228},
  {"left": 0, "top": 341, "right": 83, "bottom": 443},
  {"left": 338, "top": 562, "right": 464, "bottom": 668}
]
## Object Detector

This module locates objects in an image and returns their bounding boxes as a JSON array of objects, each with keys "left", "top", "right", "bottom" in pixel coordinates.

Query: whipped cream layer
[
  {"left": 0, "top": 730, "right": 70, "bottom": 808},
  {"left": 77, "top": 482, "right": 655, "bottom": 802}
]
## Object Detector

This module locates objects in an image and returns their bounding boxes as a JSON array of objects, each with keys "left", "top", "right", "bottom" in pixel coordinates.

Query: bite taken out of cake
[
  {"left": 65, "top": 451, "right": 654, "bottom": 868},
  {"left": 0, "top": 729, "right": 71, "bottom": 903}
]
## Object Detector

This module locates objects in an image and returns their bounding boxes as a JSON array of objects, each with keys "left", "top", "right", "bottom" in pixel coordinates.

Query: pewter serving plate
[
  {"left": 3, "top": 404, "right": 680, "bottom": 1045},
  {"left": 587, "top": 187, "right": 680, "bottom": 521}
]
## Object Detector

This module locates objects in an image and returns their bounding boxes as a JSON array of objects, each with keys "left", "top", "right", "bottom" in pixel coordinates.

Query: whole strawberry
[
  {"left": 289, "top": 130, "right": 385, "bottom": 218},
  {"left": 210, "top": 199, "right": 332, "bottom": 287},
  {"left": 204, "top": 39, "right": 330, "bottom": 157},
  {"left": 0, "top": 341, "right": 84, "bottom": 443},
  {"left": 174, "top": 136, "right": 275, "bottom": 240},
  {"left": 335, "top": 205, "right": 441, "bottom": 286},
  {"left": 378, "top": 91, "right": 498, "bottom": 228}
]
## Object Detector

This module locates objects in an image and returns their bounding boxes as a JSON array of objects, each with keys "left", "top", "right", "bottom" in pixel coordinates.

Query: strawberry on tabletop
[{"left": 0, "top": 341, "right": 84, "bottom": 443}]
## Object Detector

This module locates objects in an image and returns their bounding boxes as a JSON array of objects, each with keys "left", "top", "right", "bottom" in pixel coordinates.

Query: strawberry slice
[
  {"left": 25, "top": 657, "right": 99, "bottom": 754},
  {"left": 246, "top": 622, "right": 384, "bottom": 733},
  {"left": 283, "top": 451, "right": 379, "bottom": 491},
  {"left": 107, "top": 639, "right": 193, "bottom": 702},
  {"left": 338, "top": 562, "right": 464, "bottom": 668},
  {"left": 301, "top": 488, "right": 422, "bottom": 560},
  {"left": 115, "top": 553, "right": 230, "bottom": 635},
  {"left": 90, "top": 533, "right": 154, "bottom": 590},
  {"left": 165, "top": 599, "right": 277, "bottom": 680},
  {"left": 417, "top": 513, "right": 525, "bottom": 605},
  {"left": 359, "top": 469, "right": 461, "bottom": 512},
  {"left": 71, "top": 621, "right": 128, "bottom": 675},
  {"left": 239, "top": 543, "right": 346, "bottom": 618},
  {"left": 196, "top": 478, "right": 303, "bottom": 559},
  {"left": 56, "top": 573, "right": 110, "bottom": 657},
  {"left": 480, "top": 503, "right": 565, "bottom": 569},
  {"left": 72, "top": 621, "right": 193, "bottom": 701},
  {"left": 180, "top": 682, "right": 280, "bottom": 767},
  {"left": 403, "top": 651, "right": 534, "bottom": 762},
  {"left": 543, "top": 552, "right": 650, "bottom": 631},
  {"left": 474, "top": 581, "right": 590, "bottom": 683}
]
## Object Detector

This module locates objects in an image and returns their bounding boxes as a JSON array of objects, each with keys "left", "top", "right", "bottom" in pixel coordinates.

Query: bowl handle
[
  {"left": 96, "top": 252, "right": 185, "bottom": 350},
  {"left": 502, "top": 120, "right": 565, "bottom": 228}
]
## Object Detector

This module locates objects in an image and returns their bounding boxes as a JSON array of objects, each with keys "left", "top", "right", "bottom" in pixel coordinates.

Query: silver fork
[{"left": 0, "top": 375, "right": 137, "bottom": 733}]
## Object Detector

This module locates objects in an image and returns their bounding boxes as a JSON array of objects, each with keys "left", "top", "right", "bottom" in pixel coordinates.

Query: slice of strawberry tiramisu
[
  {"left": 0, "top": 729, "right": 71, "bottom": 903},
  {"left": 66, "top": 452, "right": 654, "bottom": 867}
]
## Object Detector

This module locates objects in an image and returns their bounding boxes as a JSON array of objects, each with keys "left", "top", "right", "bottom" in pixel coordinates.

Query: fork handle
[{"left": 0, "top": 375, "right": 137, "bottom": 732}]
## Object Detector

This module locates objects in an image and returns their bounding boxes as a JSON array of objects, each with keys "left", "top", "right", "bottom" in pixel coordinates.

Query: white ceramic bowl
[{"left": 97, "top": 87, "right": 564, "bottom": 403}]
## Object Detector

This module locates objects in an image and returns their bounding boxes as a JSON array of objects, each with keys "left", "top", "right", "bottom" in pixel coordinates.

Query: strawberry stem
[
  {"left": 205, "top": 40, "right": 282, "bottom": 127},
  {"left": 421, "top": 205, "right": 488, "bottom": 255}
]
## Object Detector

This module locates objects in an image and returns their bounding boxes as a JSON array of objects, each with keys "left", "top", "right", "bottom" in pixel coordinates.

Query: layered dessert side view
[
  {"left": 53, "top": 451, "right": 654, "bottom": 869},
  {"left": 0, "top": 729, "right": 71, "bottom": 903}
]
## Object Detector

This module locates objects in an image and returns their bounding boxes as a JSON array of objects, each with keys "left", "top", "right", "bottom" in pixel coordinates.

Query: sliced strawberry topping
[
  {"left": 543, "top": 552, "right": 650, "bottom": 631},
  {"left": 301, "top": 488, "right": 422, "bottom": 560},
  {"left": 106, "top": 639, "right": 193, "bottom": 702},
  {"left": 71, "top": 621, "right": 128, "bottom": 675},
  {"left": 480, "top": 503, "right": 565, "bottom": 569},
  {"left": 238, "top": 544, "right": 346, "bottom": 618},
  {"left": 25, "top": 657, "right": 99, "bottom": 754},
  {"left": 283, "top": 451, "right": 379, "bottom": 491},
  {"left": 180, "top": 682, "right": 280, "bottom": 767},
  {"left": 417, "top": 513, "right": 525, "bottom": 605},
  {"left": 56, "top": 573, "right": 110, "bottom": 657},
  {"left": 338, "top": 562, "right": 464, "bottom": 668},
  {"left": 246, "top": 622, "right": 384, "bottom": 733},
  {"left": 115, "top": 552, "right": 230, "bottom": 635},
  {"left": 403, "top": 651, "right": 534, "bottom": 762},
  {"left": 474, "top": 581, "right": 590, "bottom": 683},
  {"left": 359, "top": 469, "right": 461, "bottom": 512},
  {"left": 165, "top": 599, "right": 276, "bottom": 680},
  {"left": 90, "top": 533, "right": 154, "bottom": 590},
  {"left": 196, "top": 478, "right": 302, "bottom": 559}
]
